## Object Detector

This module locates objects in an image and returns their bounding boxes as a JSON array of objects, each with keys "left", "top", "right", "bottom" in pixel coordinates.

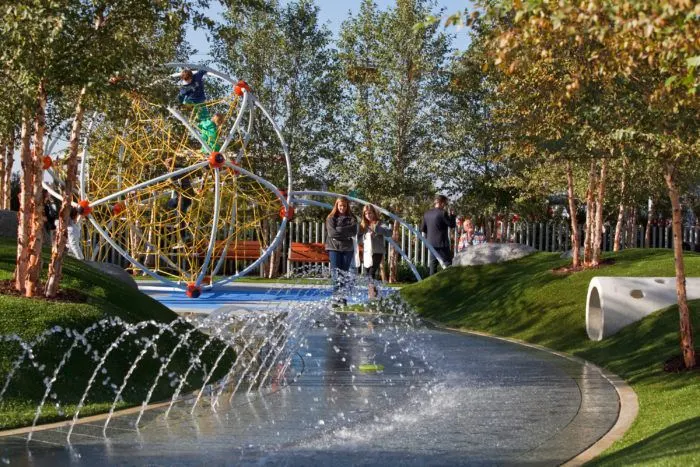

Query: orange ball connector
[
  {"left": 208, "top": 151, "right": 225, "bottom": 169},
  {"left": 234, "top": 80, "right": 251, "bottom": 97},
  {"left": 78, "top": 200, "right": 92, "bottom": 217},
  {"left": 279, "top": 205, "right": 295, "bottom": 220},
  {"left": 42, "top": 156, "right": 52, "bottom": 170},
  {"left": 186, "top": 283, "right": 201, "bottom": 299},
  {"left": 112, "top": 202, "right": 125, "bottom": 216}
]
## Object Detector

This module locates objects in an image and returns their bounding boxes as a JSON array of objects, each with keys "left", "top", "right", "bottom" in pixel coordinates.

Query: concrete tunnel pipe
[{"left": 585, "top": 276, "right": 700, "bottom": 341}]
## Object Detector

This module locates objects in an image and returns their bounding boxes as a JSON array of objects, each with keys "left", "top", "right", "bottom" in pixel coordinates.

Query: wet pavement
[{"left": 0, "top": 315, "right": 619, "bottom": 466}]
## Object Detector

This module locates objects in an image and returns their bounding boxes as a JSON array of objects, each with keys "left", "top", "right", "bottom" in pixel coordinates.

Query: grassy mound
[
  {"left": 0, "top": 238, "right": 234, "bottom": 430},
  {"left": 401, "top": 249, "right": 700, "bottom": 465}
]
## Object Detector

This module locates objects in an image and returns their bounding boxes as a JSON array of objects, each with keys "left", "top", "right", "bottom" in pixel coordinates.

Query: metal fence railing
[{"left": 89, "top": 219, "right": 700, "bottom": 275}]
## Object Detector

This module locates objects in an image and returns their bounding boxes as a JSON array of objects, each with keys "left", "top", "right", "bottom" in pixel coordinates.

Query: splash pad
[{"left": 0, "top": 272, "right": 622, "bottom": 465}]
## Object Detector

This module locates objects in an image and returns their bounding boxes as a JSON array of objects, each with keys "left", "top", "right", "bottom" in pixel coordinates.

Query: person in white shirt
[
  {"left": 358, "top": 205, "right": 392, "bottom": 299},
  {"left": 67, "top": 207, "right": 84, "bottom": 260}
]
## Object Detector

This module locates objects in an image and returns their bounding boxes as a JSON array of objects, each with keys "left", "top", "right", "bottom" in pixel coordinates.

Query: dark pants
[
  {"left": 365, "top": 253, "right": 384, "bottom": 280},
  {"left": 328, "top": 250, "right": 354, "bottom": 293},
  {"left": 429, "top": 247, "right": 453, "bottom": 276}
]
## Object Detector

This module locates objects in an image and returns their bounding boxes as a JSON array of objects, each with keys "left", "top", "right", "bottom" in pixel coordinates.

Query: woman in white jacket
[{"left": 358, "top": 205, "right": 392, "bottom": 299}]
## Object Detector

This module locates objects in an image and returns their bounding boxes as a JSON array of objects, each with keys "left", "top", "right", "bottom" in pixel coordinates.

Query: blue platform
[{"left": 142, "top": 284, "right": 334, "bottom": 312}]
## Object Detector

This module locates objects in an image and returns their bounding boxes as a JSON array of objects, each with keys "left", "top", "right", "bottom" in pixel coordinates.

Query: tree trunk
[
  {"left": 0, "top": 141, "right": 6, "bottom": 210},
  {"left": 566, "top": 161, "right": 580, "bottom": 268},
  {"left": 387, "top": 219, "right": 400, "bottom": 283},
  {"left": 46, "top": 87, "right": 86, "bottom": 298},
  {"left": 25, "top": 80, "right": 48, "bottom": 297},
  {"left": 3, "top": 136, "right": 14, "bottom": 211},
  {"left": 15, "top": 114, "right": 33, "bottom": 293},
  {"left": 613, "top": 157, "right": 628, "bottom": 252},
  {"left": 645, "top": 197, "right": 655, "bottom": 248},
  {"left": 591, "top": 158, "right": 607, "bottom": 267},
  {"left": 267, "top": 220, "right": 282, "bottom": 279},
  {"left": 626, "top": 206, "right": 637, "bottom": 249},
  {"left": 583, "top": 160, "right": 596, "bottom": 265},
  {"left": 664, "top": 162, "right": 695, "bottom": 369}
]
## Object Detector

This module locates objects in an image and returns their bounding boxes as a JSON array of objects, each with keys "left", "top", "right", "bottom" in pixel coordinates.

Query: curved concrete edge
[
  {"left": 562, "top": 369, "right": 638, "bottom": 467},
  {"left": 0, "top": 398, "right": 174, "bottom": 438},
  {"left": 430, "top": 322, "right": 638, "bottom": 466}
]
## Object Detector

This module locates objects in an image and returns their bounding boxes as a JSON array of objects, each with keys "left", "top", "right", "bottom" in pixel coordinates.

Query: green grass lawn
[
  {"left": 400, "top": 249, "right": 700, "bottom": 466},
  {"left": 0, "top": 238, "right": 234, "bottom": 430}
]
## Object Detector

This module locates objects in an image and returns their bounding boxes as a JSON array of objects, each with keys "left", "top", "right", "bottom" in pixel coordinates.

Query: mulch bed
[
  {"left": 0, "top": 279, "right": 88, "bottom": 303},
  {"left": 552, "top": 258, "right": 616, "bottom": 275},
  {"left": 663, "top": 353, "right": 699, "bottom": 373}
]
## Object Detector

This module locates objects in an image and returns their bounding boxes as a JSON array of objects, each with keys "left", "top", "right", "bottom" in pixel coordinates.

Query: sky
[{"left": 187, "top": 0, "right": 473, "bottom": 61}]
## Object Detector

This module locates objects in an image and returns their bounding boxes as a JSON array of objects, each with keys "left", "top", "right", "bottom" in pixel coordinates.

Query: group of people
[{"left": 324, "top": 194, "right": 457, "bottom": 304}]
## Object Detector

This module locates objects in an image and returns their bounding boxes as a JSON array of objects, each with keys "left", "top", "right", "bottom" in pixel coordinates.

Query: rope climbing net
[{"left": 47, "top": 64, "right": 293, "bottom": 296}]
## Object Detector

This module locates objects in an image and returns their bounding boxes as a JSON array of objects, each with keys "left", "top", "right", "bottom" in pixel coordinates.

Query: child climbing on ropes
[{"left": 199, "top": 112, "right": 224, "bottom": 153}]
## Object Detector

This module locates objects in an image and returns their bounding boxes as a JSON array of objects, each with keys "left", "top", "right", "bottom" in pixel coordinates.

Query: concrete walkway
[{"left": 0, "top": 314, "right": 619, "bottom": 466}]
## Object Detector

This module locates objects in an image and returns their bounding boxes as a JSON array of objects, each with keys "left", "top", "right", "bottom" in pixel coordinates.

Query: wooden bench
[
  {"left": 211, "top": 240, "right": 262, "bottom": 260},
  {"left": 286, "top": 242, "right": 329, "bottom": 277},
  {"left": 288, "top": 242, "right": 329, "bottom": 263}
]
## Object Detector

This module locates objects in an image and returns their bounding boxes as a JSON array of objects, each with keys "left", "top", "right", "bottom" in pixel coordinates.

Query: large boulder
[
  {"left": 84, "top": 261, "right": 138, "bottom": 289},
  {"left": 0, "top": 210, "right": 18, "bottom": 239},
  {"left": 453, "top": 243, "right": 537, "bottom": 267}
]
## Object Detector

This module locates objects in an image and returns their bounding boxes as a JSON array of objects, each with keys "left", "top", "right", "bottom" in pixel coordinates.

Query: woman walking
[
  {"left": 325, "top": 197, "right": 357, "bottom": 305},
  {"left": 358, "top": 205, "right": 392, "bottom": 299}
]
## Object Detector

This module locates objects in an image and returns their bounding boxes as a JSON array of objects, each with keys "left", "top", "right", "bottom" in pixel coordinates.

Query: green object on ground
[
  {"left": 400, "top": 249, "right": 700, "bottom": 466},
  {"left": 358, "top": 363, "right": 384, "bottom": 372},
  {"left": 0, "top": 238, "right": 234, "bottom": 430}
]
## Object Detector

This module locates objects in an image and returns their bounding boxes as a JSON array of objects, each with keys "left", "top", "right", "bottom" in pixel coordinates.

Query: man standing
[{"left": 421, "top": 195, "right": 457, "bottom": 275}]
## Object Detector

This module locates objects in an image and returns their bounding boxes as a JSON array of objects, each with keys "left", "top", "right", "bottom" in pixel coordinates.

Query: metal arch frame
[
  {"left": 294, "top": 197, "right": 422, "bottom": 281},
  {"left": 292, "top": 190, "right": 448, "bottom": 270},
  {"left": 165, "top": 63, "right": 295, "bottom": 290},
  {"left": 60, "top": 63, "right": 295, "bottom": 293}
]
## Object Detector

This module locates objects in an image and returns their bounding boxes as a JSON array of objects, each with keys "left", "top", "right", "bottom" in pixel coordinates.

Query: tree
[
  {"left": 480, "top": 0, "right": 699, "bottom": 368},
  {"left": 0, "top": 0, "right": 204, "bottom": 297},
  {"left": 214, "top": 0, "right": 340, "bottom": 188},
  {"left": 338, "top": 0, "right": 452, "bottom": 281},
  {"left": 213, "top": 0, "right": 340, "bottom": 276}
]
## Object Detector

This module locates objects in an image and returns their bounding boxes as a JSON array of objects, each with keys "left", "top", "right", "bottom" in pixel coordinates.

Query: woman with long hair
[
  {"left": 325, "top": 197, "right": 357, "bottom": 304},
  {"left": 358, "top": 204, "right": 392, "bottom": 299}
]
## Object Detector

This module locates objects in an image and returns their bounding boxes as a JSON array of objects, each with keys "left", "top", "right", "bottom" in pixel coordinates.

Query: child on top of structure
[
  {"left": 178, "top": 69, "right": 208, "bottom": 105},
  {"left": 179, "top": 69, "right": 209, "bottom": 124}
]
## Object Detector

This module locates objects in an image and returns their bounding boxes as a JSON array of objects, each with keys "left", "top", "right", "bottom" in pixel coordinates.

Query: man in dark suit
[{"left": 421, "top": 195, "right": 457, "bottom": 275}]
